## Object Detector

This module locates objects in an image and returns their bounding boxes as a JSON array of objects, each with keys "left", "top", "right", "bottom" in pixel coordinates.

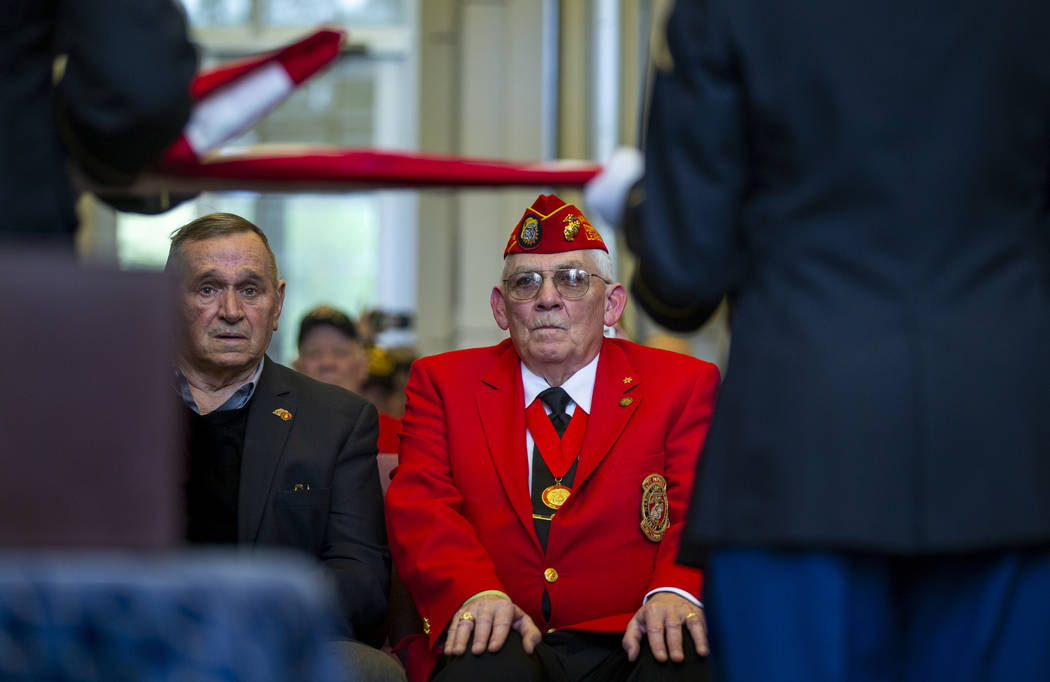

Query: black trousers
[{"left": 432, "top": 628, "right": 709, "bottom": 682}]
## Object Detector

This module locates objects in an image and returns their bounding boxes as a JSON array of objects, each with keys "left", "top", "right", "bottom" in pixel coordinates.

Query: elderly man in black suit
[
  {"left": 167, "top": 212, "right": 403, "bottom": 681},
  {"left": 594, "top": 0, "right": 1050, "bottom": 680}
]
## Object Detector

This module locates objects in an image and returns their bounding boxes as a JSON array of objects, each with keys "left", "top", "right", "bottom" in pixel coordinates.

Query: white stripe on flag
[{"left": 184, "top": 62, "right": 295, "bottom": 154}]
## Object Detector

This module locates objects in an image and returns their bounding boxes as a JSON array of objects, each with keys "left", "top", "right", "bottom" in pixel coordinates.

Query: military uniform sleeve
[
  {"left": 54, "top": 0, "right": 198, "bottom": 185},
  {"left": 631, "top": 0, "right": 747, "bottom": 331}
]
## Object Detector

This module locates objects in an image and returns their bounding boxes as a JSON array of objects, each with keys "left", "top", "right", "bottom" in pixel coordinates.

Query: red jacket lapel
[
  {"left": 575, "top": 339, "right": 642, "bottom": 488},
  {"left": 475, "top": 340, "right": 540, "bottom": 549}
]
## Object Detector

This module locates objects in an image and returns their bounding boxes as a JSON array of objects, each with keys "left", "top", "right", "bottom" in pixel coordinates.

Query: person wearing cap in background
[
  {"left": 294, "top": 305, "right": 402, "bottom": 453},
  {"left": 385, "top": 194, "right": 720, "bottom": 681},
  {"left": 294, "top": 305, "right": 370, "bottom": 395}
]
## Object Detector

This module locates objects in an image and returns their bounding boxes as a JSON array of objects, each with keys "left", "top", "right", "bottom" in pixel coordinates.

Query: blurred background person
[
  {"left": 295, "top": 304, "right": 404, "bottom": 454},
  {"left": 361, "top": 343, "right": 416, "bottom": 420},
  {"left": 1, "top": 0, "right": 197, "bottom": 242},
  {"left": 294, "top": 305, "right": 370, "bottom": 394}
]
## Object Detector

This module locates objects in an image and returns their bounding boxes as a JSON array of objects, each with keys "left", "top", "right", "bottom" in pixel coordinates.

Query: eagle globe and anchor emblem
[{"left": 640, "top": 473, "right": 670, "bottom": 542}]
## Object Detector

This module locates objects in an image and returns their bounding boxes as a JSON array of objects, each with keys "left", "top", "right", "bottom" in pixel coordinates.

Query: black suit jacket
[
  {"left": 1, "top": 0, "right": 196, "bottom": 238},
  {"left": 632, "top": 0, "right": 1050, "bottom": 557},
  {"left": 240, "top": 359, "right": 390, "bottom": 645}
]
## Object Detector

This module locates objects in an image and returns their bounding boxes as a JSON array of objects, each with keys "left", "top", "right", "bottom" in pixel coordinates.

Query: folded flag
[
  {"left": 153, "top": 146, "right": 601, "bottom": 189},
  {"left": 162, "top": 28, "right": 344, "bottom": 165},
  {"left": 108, "top": 28, "right": 601, "bottom": 194}
]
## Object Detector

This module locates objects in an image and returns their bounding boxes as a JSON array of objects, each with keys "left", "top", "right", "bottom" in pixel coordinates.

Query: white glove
[{"left": 583, "top": 146, "right": 645, "bottom": 231}]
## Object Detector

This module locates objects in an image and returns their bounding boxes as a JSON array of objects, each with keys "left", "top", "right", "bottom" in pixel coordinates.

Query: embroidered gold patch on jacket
[{"left": 640, "top": 473, "right": 670, "bottom": 542}]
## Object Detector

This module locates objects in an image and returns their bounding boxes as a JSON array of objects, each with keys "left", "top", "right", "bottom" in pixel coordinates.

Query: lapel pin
[
  {"left": 293, "top": 483, "right": 310, "bottom": 492},
  {"left": 619, "top": 397, "right": 633, "bottom": 407},
  {"left": 272, "top": 408, "right": 292, "bottom": 421},
  {"left": 622, "top": 376, "right": 633, "bottom": 384}
]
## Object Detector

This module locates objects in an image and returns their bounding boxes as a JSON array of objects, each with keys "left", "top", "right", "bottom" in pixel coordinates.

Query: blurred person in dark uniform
[
  {"left": 591, "top": 1, "right": 1050, "bottom": 680},
  {"left": 1, "top": 0, "right": 197, "bottom": 241}
]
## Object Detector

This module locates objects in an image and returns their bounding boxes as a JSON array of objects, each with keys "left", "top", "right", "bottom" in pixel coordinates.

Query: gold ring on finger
[
  {"left": 684, "top": 612, "right": 698, "bottom": 621},
  {"left": 460, "top": 611, "right": 474, "bottom": 621}
]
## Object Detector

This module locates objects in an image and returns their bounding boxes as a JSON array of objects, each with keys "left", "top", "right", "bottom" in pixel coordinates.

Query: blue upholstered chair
[{"left": 0, "top": 551, "right": 347, "bottom": 681}]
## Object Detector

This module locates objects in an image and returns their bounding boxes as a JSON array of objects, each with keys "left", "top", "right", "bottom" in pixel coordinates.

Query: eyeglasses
[{"left": 502, "top": 268, "right": 610, "bottom": 301}]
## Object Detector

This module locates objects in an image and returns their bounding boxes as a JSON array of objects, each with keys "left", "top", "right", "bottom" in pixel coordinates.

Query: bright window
[{"left": 114, "top": 0, "right": 417, "bottom": 366}]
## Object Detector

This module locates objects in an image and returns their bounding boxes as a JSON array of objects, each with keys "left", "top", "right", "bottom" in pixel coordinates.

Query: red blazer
[{"left": 385, "top": 337, "right": 719, "bottom": 658}]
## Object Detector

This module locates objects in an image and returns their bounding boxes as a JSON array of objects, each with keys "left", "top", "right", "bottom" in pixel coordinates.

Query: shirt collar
[
  {"left": 521, "top": 352, "right": 600, "bottom": 414},
  {"left": 174, "top": 357, "right": 265, "bottom": 414}
]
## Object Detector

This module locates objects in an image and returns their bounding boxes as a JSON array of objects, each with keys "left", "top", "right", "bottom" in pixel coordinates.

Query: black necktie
[
  {"left": 531, "top": 386, "right": 576, "bottom": 621},
  {"left": 540, "top": 386, "right": 571, "bottom": 437},
  {"left": 531, "top": 387, "right": 578, "bottom": 550}
]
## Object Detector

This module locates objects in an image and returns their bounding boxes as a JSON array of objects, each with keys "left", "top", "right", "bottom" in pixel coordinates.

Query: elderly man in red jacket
[{"left": 386, "top": 194, "right": 719, "bottom": 681}]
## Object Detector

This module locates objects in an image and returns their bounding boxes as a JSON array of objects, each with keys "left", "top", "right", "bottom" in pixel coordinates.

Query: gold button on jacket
[{"left": 544, "top": 567, "right": 559, "bottom": 583}]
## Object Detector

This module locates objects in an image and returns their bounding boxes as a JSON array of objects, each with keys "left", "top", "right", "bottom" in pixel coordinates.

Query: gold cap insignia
[
  {"left": 563, "top": 213, "right": 581, "bottom": 241},
  {"left": 272, "top": 408, "right": 292, "bottom": 421},
  {"left": 619, "top": 397, "right": 633, "bottom": 407},
  {"left": 640, "top": 473, "right": 670, "bottom": 542}
]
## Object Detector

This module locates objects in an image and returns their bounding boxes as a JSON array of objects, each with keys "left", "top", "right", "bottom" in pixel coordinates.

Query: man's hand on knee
[
  {"left": 622, "top": 592, "right": 709, "bottom": 662},
  {"left": 445, "top": 593, "right": 541, "bottom": 656}
]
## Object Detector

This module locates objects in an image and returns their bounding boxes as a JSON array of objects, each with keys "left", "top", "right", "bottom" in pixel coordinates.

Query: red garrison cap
[{"left": 503, "top": 194, "right": 608, "bottom": 257}]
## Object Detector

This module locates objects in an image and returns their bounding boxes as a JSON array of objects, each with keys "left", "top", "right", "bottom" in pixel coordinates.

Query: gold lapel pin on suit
[
  {"left": 619, "top": 397, "right": 633, "bottom": 407},
  {"left": 272, "top": 408, "right": 292, "bottom": 421}
]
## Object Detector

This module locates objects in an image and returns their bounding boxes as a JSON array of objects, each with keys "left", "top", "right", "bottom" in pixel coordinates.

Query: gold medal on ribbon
[
  {"left": 541, "top": 483, "right": 572, "bottom": 510},
  {"left": 526, "top": 400, "right": 589, "bottom": 515},
  {"left": 640, "top": 473, "right": 670, "bottom": 542}
]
